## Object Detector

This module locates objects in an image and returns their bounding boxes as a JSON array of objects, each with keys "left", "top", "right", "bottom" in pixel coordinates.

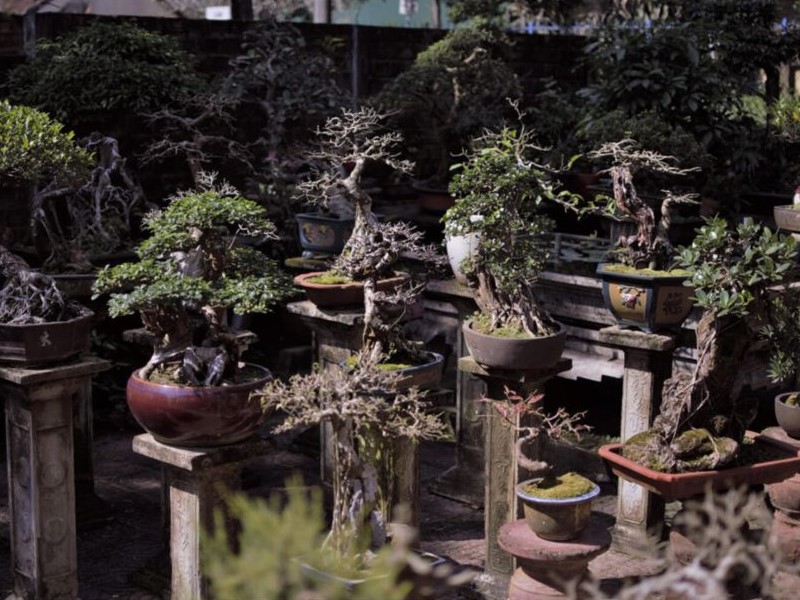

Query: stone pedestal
[
  {"left": 599, "top": 326, "right": 676, "bottom": 556},
  {"left": 1, "top": 356, "right": 110, "bottom": 600},
  {"left": 497, "top": 519, "right": 611, "bottom": 599},
  {"left": 458, "top": 356, "right": 572, "bottom": 599},
  {"left": 132, "top": 434, "right": 274, "bottom": 600},
  {"left": 424, "top": 280, "right": 485, "bottom": 507},
  {"left": 763, "top": 426, "right": 800, "bottom": 562}
]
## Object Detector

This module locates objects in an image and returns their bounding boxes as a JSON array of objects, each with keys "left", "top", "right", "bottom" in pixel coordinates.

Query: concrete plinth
[
  {"left": 498, "top": 519, "right": 610, "bottom": 599},
  {"left": 599, "top": 326, "right": 676, "bottom": 556},
  {"left": 0, "top": 356, "right": 110, "bottom": 600},
  {"left": 424, "top": 280, "right": 485, "bottom": 507},
  {"left": 132, "top": 434, "right": 274, "bottom": 600},
  {"left": 458, "top": 356, "right": 572, "bottom": 598}
]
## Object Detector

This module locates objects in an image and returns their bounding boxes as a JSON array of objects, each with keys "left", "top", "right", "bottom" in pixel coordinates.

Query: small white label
[{"left": 205, "top": 6, "right": 231, "bottom": 20}]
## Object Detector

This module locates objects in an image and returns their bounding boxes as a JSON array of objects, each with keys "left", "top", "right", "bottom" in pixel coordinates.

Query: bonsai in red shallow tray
[{"left": 599, "top": 431, "right": 800, "bottom": 502}]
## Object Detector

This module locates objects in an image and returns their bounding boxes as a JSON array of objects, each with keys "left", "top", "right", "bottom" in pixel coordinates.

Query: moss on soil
[
  {"left": 784, "top": 393, "right": 800, "bottom": 407},
  {"left": 470, "top": 312, "right": 531, "bottom": 339},
  {"left": 602, "top": 263, "right": 689, "bottom": 278},
  {"left": 344, "top": 355, "right": 413, "bottom": 371},
  {"left": 306, "top": 272, "right": 353, "bottom": 285},
  {"left": 145, "top": 364, "right": 266, "bottom": 386},
  {"left": 522, "top": 472, "right": 596, "bottom": 499}
]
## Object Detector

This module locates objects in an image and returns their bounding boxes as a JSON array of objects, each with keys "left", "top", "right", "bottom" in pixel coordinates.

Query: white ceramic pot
[{"left": 445, "top": 232, "right": 481, "bottom": 285}]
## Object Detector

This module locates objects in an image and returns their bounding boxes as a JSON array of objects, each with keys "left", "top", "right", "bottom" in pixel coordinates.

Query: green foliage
[
  {"left": 203, "top": 481, "right": 411, "bottom": 600},
  {"left": 6, "top": 21, "right": 203, "bottom": 128},
  {"left": 0, "top": 101, "right": 91, "bottom": 185},
  {"left": 373, "top": 18, "right": 520, "bottom": 183},
  {"left": 93, "top": 180, "right": 293, "bottom": 321},
  {"left": 445, "top": 123, "right": 562, "bottom": 298},
  {"left": 677, "top": 217, "right": 797, "bottom": 319},
  {"left": 771, "top": 94, "right": 800, "bottom": 143}
]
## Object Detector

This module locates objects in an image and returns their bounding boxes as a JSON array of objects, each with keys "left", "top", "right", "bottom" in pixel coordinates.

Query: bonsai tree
[
  {"left": 373, "top": 18, "right": 521, "bottom": 186},
  {"left": 257, "top": 351, "right": 446, "bottom": 557},
  {"left": 6, "top": 21, "right": 203, "bottom": 136},
  {"left": 32, "top": 133, "right": 147, "bottom": 272},
  {"left": 588, "top": 139, "right": 701, "bottom": 271},
  {"left": 489, "top": 387, "right": 591, "bottom": 490},
  {"left": 443, "top": 115, "right": 574, "bottom": 338},
  {"left": 0, "top": 245, "right": 89, "bottom": 325},
  {"left": 625, "top": 217, "right": 800, "bottom": 472},
  {"left": 92, "top": 173, "right": 293, "bottom": 385},
  {"left": 0, "top": 100, "right": 91, "bottom": 189},
  {"left": 298, "top": 107, "right": 445, "bottom": 365}
]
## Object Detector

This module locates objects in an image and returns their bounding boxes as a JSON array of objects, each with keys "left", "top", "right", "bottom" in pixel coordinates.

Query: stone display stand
[
  {"left": 497, "top": 519, "right": 611, "bottom": 600},
  {"left": 763, "top": 426, "right": 800, "bottom": 562},
  {"left": 458, "top": 356, "right": 572, "bottom": 599},
  {"left": 598, "top": 326, "right": 677, "bottom": 556},
  {"left": 424, "top": 280, "right": 486, "bottom": 507},
  {"left": 1, "top": 356, "right": 110, "bottom": 600},
  {"left": 132, "top": 434, "right": 274, "bottom": 600}
]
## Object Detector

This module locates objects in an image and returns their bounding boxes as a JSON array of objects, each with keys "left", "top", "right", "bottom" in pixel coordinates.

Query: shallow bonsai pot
[
  {"left": 413, "top": 182, "right": 454, "bottom": 214},
  {"left": 516, "top": 478, "right": 600, "bottom": 541},
  {"left": 596, "top": 263, "right": 694, "bottom": 333},
  {"left": 0, "top": 311, "right": 94, "bottom": 366},
  {"left": 393, "top": 351, "right": 445, "bottom": 390},
  {"left": 599, "top": 431, "right": 800, "bottom": 502},
  {"left": 775, "top": 393, "right": 800, "bottom": 439},
  {"left": 774, "top": 205, "right": 800, "bottom": 233},
  {"left": 462, "top": 320, "right": 566, "bottom": 371},
  {"left": 126, "top": 363, "right": 272, "bottom": 447},
  {"left": 295, "top": 212, "right": 355, "bottom": 254},
  {"left": 294, "top": 271, "right": 410, "bottom": 308}
]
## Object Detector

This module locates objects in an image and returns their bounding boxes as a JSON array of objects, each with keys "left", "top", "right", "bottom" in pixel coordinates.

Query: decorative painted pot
[
  {"left": 462, "top": 320, "right": 566, "bottom": 371},
  {"left": 516, "top": 479, "right": 600, "bottom": 541},
  {"left": 126, "top": 363, "right": 272, "bottom": 447},
  {"left": 775, "top": 392, "right": 800, "bottom": 439},
  {"left": 293, "top": 271, "right": 410, "bottom": 308},
  {"left": 599, "top": 432, "right": 800, "bottom": 502},
  {"left": 445, "top": 232, "right": 480, "bottom": 285},
  {"left": 774, "top": 205, "right": 800, "bottom": 233},
  {"left": 295, "top": 212, "right": 355, "bottom": 255},
  {"left": 596, "top": 263, "right": 694, "bottom": 333},
  {"left": 0, "top": 311, "right": 94, "bottom": 366}
]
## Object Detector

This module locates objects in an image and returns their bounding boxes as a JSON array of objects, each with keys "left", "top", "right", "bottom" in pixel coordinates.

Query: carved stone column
[
  {"left": 599, "top": 326, "right": 677, "bottom": 556},
  {"left": 2, "top": 357, "right": 110, "bottom": 600}
]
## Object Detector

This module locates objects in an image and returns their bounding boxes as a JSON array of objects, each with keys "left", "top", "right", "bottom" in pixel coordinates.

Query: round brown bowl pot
[
  {"left": 776, "top": 392, "right": 800, "bottom": 439},
  {"left": 126, "top": 364, "right": 272, "bottom": 447},
  {"left": 462, "top": 320, "right": 566, "bottom": 371},
  {"left": 516, "top": 479, "right": 600, "bottom": 541},
  {"left": 294, "top": 271, "right": 410, "bottom": 308}
]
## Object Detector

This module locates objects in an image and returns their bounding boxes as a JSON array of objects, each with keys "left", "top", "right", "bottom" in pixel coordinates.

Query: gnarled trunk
[{"left": 473, "top": 269, "right": 557, "bottom": 337}]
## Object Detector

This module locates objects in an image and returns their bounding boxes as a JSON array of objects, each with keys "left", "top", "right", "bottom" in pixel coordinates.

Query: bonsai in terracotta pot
[
  {"left": 443, "top": 114, "right": 573, "bottom": 370},
  {"left": 293, "top": 107, "right": 438, "bottom": 310},
  {"left": 588, "top": 139, "right": 702, "bottom": 332},
  {"left": 610, "top": 217, "right": 800, "bottom": 477},
  {"left": 489, "top": 387, "right": 597, "bottom": 541},
  {"left": 92, "top": 174, "right": 293, "bottom": 446}
]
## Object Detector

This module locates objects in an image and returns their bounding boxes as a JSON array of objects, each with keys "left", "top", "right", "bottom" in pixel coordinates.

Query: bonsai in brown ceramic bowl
[
  {"left": 443, "top": 114, "right": 575, "bottom": 371},
  {"left": 92, "top": 175, "right": 293, "bottom": 447}
]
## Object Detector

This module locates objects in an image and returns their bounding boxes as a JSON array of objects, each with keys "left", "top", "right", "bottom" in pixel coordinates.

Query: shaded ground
[{"left": 0, "top": 418, "right": 673, "bottom": 600}]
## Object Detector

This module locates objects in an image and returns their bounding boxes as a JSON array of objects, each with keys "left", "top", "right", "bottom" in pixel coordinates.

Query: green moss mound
[
  {"left": 785, "top": 393, "right": 800, "bottom": 407},
  {"left": 306, "top": 272, "right": 353, "bottom": 285},
  {"left": 471, "top": 312, "right": 530, "bottom": 339},
  {"left": 522, "top": 472, "right": 596, "bottom": 499},
  {"left": 602, "top": 263, "right": 689, "bottom": 278},
  {"left": 344, "top": 355, "right": 413, "bottom": 371}
]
